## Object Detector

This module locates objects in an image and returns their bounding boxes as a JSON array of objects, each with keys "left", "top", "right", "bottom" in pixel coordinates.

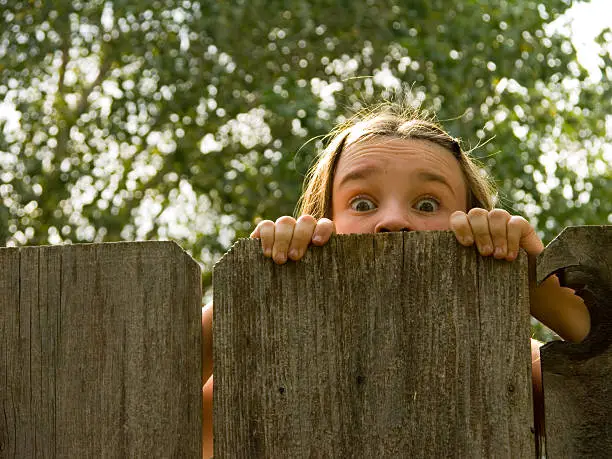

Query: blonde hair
[{"left": 296, "top": 102, "right": 496, "bottom": 218}]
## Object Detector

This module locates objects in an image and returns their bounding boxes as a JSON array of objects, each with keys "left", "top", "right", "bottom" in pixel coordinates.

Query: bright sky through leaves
[{"left": 550, "top": 0, "right": 612, "bottom": 79}]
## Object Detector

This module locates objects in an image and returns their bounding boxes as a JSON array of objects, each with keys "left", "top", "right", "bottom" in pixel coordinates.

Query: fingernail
[
  {"left": 463, "top": 236, "right": 473, "bottom": 245},
  {"left": 494, "top": 247, "right": 503, "bottom": 258},
  {"left": 289, "top": 249, "right": 298, "bottom": 259},
  {"left": 312, "top": 235, "right": 322, "bottom": 244},
  {"left": 264, "top": 247, "right": 272, "bottom": 257},
  {"left": 508, "top": 251, "right": 517, "bottom": 260},
  {"left": 276, "top": 253, "right": 286, "bottom": 263},
  {"left": 483, "top": 245, "right": 493, "bottom": 254}
]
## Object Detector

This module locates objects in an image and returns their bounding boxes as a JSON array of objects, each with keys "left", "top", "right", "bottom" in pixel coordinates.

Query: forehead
[{"left": 333, "top": 136, "right": 466, "bottom": 188}]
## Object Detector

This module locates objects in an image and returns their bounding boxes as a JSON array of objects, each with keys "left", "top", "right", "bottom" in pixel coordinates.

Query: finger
[
  {"left": 288, "top": 215, "right": 317, "bottom": 260},
  {"left": 449, "top": 211, "right": 474, "bottom": 246},
  {"left": 488, "top": 209, "right": 511, "bottom": 259},
  {"left": 249, "top": 222, "right": 261, "bottom": 238},
  {"left": 311, "top": 218, "right": 336, "bottom": 245},
  {"left": 506, "top": 216, "right": 523, "bottom": 261},
  {"left": 467, "top": 208, "right": 494, "bottom": 256},
  {"left": 508, "top": 215, "right": 544, "bottom": 258},
  {"left": 251, "top": 220, "right": 275, "bottom": 257},
  {"left": 272, "top": 216, "right": 296, "bottom": 264}
]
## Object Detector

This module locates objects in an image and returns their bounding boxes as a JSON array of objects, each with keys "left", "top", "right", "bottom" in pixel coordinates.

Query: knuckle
[
  {"left": 488, "top": 208, "right": 510, "bottom": 221},
  {"left": 510, "top": 215, "right": 528, "bottom": 224},
  {"left": 258, "top": 219, "right": 275, "bottom": 228},
  {"left": 467, "top": 207, "right": 488, "bottom": 218},
  {"left": 317, "top": 218, "right": 335, "bottom": 232},
  {"left": 508, "top": 215, "right": 528, "bottom": 228},
  {"left": 449, "top": 212, "right": 467, "bottom": 228},
  {"left": 275, "top": 215, "right": 296, "bottom": 226},
  {"left": 450, "top": 210, "right": 466, "bottom": 221},
  {"left": 297, "top": 214, "right": 317, "bottom": 226}
]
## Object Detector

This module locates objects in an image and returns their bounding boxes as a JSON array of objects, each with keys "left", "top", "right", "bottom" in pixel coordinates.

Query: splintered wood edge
[
  {"left": 536, "top": 226, "right": 611, "bottom": 284},
  {"left": 538, "top": 225, "right": 612, "bottom": 355},
  {"left": 213, "top": 231, "right": 467, "bottom": 269}
]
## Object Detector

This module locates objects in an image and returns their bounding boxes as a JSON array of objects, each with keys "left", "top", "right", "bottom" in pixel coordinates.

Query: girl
[{"left": 201, "top": 102, "right": 590, "bottom": 457}]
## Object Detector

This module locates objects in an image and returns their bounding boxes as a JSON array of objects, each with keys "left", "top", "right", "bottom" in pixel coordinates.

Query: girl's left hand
[{"left": 449, "top": 208, "right": 544, "bottom": 261}]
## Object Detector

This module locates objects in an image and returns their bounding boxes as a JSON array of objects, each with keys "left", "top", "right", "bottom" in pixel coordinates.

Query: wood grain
[
  {"left": 0, "top": 241, "right": 202, "bottom": 458},
  {"left": 537, "top": 226, "right": 612, "bottom": 458},
  {"left": 213, "top": 231, "right": 534, "bottom": 458}
]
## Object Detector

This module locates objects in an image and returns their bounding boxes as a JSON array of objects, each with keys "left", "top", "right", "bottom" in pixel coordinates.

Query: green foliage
[{"left": 1, "top": 0, "right": 611, "bottom": 304}]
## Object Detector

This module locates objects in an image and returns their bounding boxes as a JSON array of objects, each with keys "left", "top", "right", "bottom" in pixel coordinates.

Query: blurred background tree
[{"left": 1, "top": 0, "right": 611, "bottom": 329}]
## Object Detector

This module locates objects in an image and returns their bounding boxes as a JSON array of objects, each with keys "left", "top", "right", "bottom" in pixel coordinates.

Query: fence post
[
  {"left": 213, "top": 231, "right": 535, "bottom": 457},
  {"left": 537, "top": 226, "right": 612, "bottom": 457},
  {"left": 0, "top": 241, "right": 202, "bottom": 457}
]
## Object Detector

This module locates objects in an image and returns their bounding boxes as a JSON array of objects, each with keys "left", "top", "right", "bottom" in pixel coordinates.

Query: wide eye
[
  {"left": 350, "top": 197, "right": 376, "bottom": 212},
  {"left": 415, "top": 197, "right": 439, "bottom": 213}
]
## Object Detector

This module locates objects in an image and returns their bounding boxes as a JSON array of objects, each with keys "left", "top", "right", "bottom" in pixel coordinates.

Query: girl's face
[{"left": 331, "top": 137, "right": 468, "bottom": 234}]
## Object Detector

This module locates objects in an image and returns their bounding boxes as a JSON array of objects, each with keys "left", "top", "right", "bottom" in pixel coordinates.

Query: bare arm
[
  {"left": 202, "top": 375, "right": 213, "bottom": 458},
  {"left": 202, "top": 302, "right": 214, "bottom": 458},
  {"left": 530, "top": 274, "right": 590, "bottom": 343},
  {"left": 202, "top": 302, "right": 213, "bottom": 384}
]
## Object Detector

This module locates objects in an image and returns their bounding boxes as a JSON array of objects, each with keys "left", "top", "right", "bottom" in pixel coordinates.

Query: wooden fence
[
  {"left": 536, "top": 226, "right": 612, "bottom": 458},
  {"left": 0, "top": 242, "right": 202, "bottom": 457},
  {"left": 1, "top": 227, "right": 609, "bottom": 457},
  {"left": 214, "top": 227, "right": 611, "bottom": 458}
]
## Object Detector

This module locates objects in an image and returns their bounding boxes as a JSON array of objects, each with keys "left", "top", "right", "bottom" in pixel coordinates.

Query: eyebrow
[
  {"left": 337, "top": 167, "right": 457, "bottom": 197},
  {"left": 416, "top": 171, "right": 457, "bottom": 196},
  {"left": 337, "top": 167, "right": 378, "bottom": 187}
]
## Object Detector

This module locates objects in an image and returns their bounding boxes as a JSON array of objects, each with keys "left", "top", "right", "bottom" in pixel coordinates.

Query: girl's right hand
[{"left": 250, "top": 215, "right": 335, "bottom": 264}]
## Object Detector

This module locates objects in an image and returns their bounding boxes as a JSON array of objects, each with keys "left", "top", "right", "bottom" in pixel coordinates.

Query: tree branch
[
  {"left": 74, "top": 54, "right": 113, "bottom": 120},
  {"left": 55, "top": 8, "right": 74, "bottom": 100}
]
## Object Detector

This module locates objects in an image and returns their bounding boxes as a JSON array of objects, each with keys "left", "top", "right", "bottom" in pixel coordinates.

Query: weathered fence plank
[
  {"left": 213, "top": 231, "right": 534, "bottom": 458},
  {"left": 537, "top": 226, "right": 612, "bottom": 458},
  {"left": 0, "top": 241, "right": 202, "bottom": 457}
]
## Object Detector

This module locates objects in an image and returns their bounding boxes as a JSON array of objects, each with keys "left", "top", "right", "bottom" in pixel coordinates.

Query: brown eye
[
  {"left": 415, "top": 197, "right": 439, "bottom": 213},
  {"left": 350, "top": 197, "right": 376, "bottom": 212}
]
